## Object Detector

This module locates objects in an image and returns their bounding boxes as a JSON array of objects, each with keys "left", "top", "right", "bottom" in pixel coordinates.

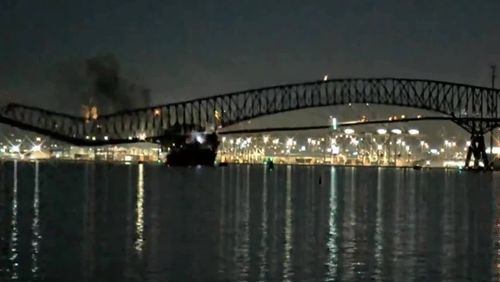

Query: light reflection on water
[
  {"left": 10, "top": 161, "right": 18, "bottom": 280},
  {"left": 0, "top": 162, "right": 499, "bottom": 281},
  {"left": 31, "top": 162, "right": 40, "bottom": 278},
  {"left": 135, "top": 163, "right": 145, "bottom": 255}
]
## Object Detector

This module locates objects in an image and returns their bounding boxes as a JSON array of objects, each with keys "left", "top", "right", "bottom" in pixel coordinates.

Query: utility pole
[{"left": 491, "top": 65, "right": 496, "bottom": 154}]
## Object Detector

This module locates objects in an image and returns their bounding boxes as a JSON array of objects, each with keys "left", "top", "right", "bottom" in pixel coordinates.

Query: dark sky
[{"left": 1, "top": 0, "right": 500, "bottom": 115}]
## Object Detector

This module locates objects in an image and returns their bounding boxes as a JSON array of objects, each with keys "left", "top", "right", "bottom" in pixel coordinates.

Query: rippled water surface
[{"left": 1, "top": 161, "right": 500, "bottom": 281}]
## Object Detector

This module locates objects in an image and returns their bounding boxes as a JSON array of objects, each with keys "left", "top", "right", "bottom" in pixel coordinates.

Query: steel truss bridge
[{"left": 1, "top": 78, "right": 499, "bottom": 166}]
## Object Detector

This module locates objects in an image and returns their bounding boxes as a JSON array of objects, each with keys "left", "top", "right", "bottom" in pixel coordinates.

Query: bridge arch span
[{"left": 0, "top": 78, "right": 499, "bottom": 143}]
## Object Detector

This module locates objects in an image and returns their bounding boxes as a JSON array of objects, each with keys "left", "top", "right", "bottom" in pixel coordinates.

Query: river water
[{"left": 0, "top": 161, "right": 499, "bottom": 281}]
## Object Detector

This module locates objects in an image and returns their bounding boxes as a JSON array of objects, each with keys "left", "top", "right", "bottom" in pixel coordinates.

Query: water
[{"left": 0, "top": 161, "right": 499, "bottom": 281}]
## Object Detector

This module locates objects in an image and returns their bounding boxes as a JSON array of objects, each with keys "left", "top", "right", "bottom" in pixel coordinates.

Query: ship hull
[
  {"left": 163, "top": 131, "right": 219, "bottom": 167},
  {"left": 166, "top": 146, "right": 217, "bottom": 166}
]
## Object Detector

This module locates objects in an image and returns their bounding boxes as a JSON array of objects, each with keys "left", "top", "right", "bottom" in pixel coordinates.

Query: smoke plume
[{"left": 51, "top": 52, "right": 151, "bottom": 115}]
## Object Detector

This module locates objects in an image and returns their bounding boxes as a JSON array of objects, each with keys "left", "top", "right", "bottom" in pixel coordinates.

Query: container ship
[{"left": 160, "top": 127, "right": 219, "bottom": 166}]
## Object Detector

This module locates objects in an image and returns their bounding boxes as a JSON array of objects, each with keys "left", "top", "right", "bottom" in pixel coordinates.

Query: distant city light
[
  {"left": 32, "top": 144, "right": 41, "bottom": 152},
  {"left": 104, "top": 136, "right": 109, "bottom": 141},
  {"left": 350, "top": 138, "right": 359, "bottom": 146},
  {"left": 263, "top": 135, "right": 269, "bottom": 144},
  {"left": 408, "top": 129, "right": 419, "bottom": 135},
  {"left": 376, "top": 128, "right": 387, "bottom": 135},
  {"left": 10, "top": 144, "right": 20, "bottom": 153},
  {"left": 91, "top": 136, "right": 96, "bottom": 141},
  {"left": 222, "top": 136, "right": 226, "bottom": 143},
  {"left": 391, "top": 129, "right": 402, "bottom": 135},
  {"left": 323, "top": 75, "right": 328, "bottom": 81},
  {"left": 137, "top": 133, "right": 147, "bottom": 141},
  {"left": 35, "top": 137, "right": 41, "bottom": 142},
  {"left": 377, "top": 144, "right": 383, "bottom": 150},
  {"left": 331, "top": 117, "right": 337, "bottom": 130},
  {"left": 331, "top": 145, "right": 340, "bottom": 154},
  {"left": 286, "top": 138, "right": 294, "bottom": 147},
  {"left": 344, "top": 128, "right": 355, "bottom": 135}
]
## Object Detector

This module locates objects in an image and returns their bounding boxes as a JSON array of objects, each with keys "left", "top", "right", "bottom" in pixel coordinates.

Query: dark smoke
[{"left": 51, "top": 52, "right": 151, "bottom": 115}]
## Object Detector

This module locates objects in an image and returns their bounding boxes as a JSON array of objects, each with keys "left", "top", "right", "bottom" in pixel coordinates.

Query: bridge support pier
[{"left": 465, "top": 134, "right": 490, "bottom": 169}]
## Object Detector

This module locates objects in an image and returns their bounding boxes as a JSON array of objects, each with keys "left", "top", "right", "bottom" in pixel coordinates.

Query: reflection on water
[
  {"left": 31, "top": 162, "right": 40, "bottom": 278},
  {"left": 135, "top": 164, "right": 145, "bottom": 255},
  {"left": 10, "top": 161, "right": 18, "bottom": 280},
  {"left": 0, "top": 162, "right": 499, "bottom": 281}
]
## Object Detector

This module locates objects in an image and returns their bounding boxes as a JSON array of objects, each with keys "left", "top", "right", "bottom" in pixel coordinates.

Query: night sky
[{"left": 1, "top": 0, "right": 500, "bottom": 131}]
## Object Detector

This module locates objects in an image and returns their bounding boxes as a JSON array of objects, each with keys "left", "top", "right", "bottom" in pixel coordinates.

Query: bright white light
[
  {"left": 137, "top": 133, "right": 147, "bottom": 141},
  {"left": 195, "top": 134, "right": 205, "bottom": 144},
  {"left": 466, "top": 141, "right": 471, "bottom": 146},
  {"left": 246, "top": 137, "right": 251, "bottom": 144},
  {"left": 331, "top": 145, "right": 340, "bottom": 154},
  {"left": 377, "top": 144, "right": 383, "bottom": 150},
  {"left": 323, "top": 75, "right": 328, "bottom": 81},
  {"left": 350, "top": 138, "right": 359, "bottom": 146},
  {"left": 35, "top": 137, "right": 41, "bottom": 142},
  {"left": 430, "top": 149, "right": 439, "bottom": 155},
  {"left": 376, "top": 128, "right": 387, "bottom": 135},
  {"left": 104, "top": 136, "right": 109, "bottom": 141},
  {"left": 286, "top": 138, "right": 294, "bottom": 147},
  {"left": 492, "top": 146, "right": 500, "bottom": 154},
  {"left": 408, "top": 129, "right": 419, "bottom": 135},
  {"left": 391, "top": 129, "right": 402, "bottom": 135},
  {"left": 128, "top": 136, "right": 133, "bottom": 140},
  {"left": 31, "top": 144, "right": 41, "bottom": 152},
  {"left": 10, "top": 144, "right": 20, "bottom": 153},
  {"left": 91, "top": 136, "right": 96, "bottom": 141},
  {"left": 229, "top": 138, "right": 234, "bottom": 145},
  {"left": 263, "top": 135, "right": 269, "bottom": 143},
  {"left": 222, "top": 136, "right": 226, "bottom": 143},
  {"left": 344, "top": 128, "right": 355, "bottom": 135},
  {"left": 420, "top": 140, "right": 425, "bottom": 146},
  {"left": 331, "top": 117, "right": 337, "bottom": 130},
  {"left": 300, "top": 146, "right": 306, "bottom": 152}
]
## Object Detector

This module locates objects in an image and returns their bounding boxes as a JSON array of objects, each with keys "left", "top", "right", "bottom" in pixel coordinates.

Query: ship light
[{"left": 193, "top": 132, "right": 205, "bottom": 144}]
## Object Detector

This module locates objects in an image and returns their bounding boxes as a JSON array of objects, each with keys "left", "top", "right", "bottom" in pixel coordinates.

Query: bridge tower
[{"left": 465, "top": 133, "right": 490, "bottom": 169}]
